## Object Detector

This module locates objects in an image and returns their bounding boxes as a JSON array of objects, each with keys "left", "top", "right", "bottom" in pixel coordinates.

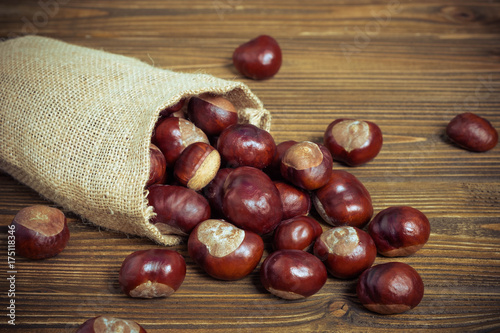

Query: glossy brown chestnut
[
  {"left": 264, "top": 140, "right": 297, "bottom": 180},
  {"left": 173, "top": 142, "right": 221, "bottom": 191},
  {"left": 11, "top": 205, "right": 70, "bottom": 260},
  {"left": 273, "top": 216, "right": 323, "bottom": 251},
  {"left": 119, "top": 249, "right": 186, "bottom": 298},
  {"left": 446, "top": 112, "right": 498, "bottom": 152},
  {"left": 202, "top": 168, "right": 233, "bottom": 218},
  {"left": 76, "top": 315, "right": 147, "bottom": 333},
  {"left": 324, "top": 118, "right": 383, "bottom": 166},
  {"left": 273, "top": 181, "right": 311, "bottom": 220},
  {"left": 217, "top": 123, "right": 276, "bottom": 169},
  {"left": 313, "top": 170, "right": 373, "bottom": 228},
  {"left": 233, "top": 35, "right": 282, "bottom": 80},
  {"left": 260, "top": 249, "right": 327, "bottom": 300},
  {"left": 357, "top": 262, "right": 424, "bottom": 314},
  {"left": 159, "top": 98, "right": 186, "bottom": 117},
  {"left": 187, "top": 93, "right": 238, "bottom": 137},
  {"left": 146, "top": 143, "right": 167, "bottom": 188},
  {"left": 314, "top": 226, "right": 376, "bottom": 279},
  {"left": 368, "top": 206, "right": 431, "bottom": 257},
  {"left": 152, "top": 117, "right": 209, "bottom": 167},
  {"left": 222, "top": 166, "right": 283, "bottom": 235},
  {"left": 188, "top": 219, "right": 264, "bottom": 280},
  {"left": 280, "top": 141, "right": 333, "bottom": 190},
  {"left": 148, "top": 185, "right": 211, "bottom": 236}
]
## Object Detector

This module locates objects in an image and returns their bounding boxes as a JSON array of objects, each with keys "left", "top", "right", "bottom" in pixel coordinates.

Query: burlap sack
[{"left": 0, "top": 36, "right": 271, "bottom": 246}]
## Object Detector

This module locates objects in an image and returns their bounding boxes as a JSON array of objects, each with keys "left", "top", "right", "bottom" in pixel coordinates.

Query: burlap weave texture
[{"left": 0, "top": 36, "right": 271, "bottom": 246}]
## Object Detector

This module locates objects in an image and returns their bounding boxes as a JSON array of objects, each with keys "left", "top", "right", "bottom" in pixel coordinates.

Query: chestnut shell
[
  {"left": 12, "top": 205, "right": 70, "bottom": 260},
  {"left": 446, "top": 112, "right": 498, "bottom": 152},
  {"left": 260, "top": 249, "right": 327, "bottom": 300},
  {"left": 217, "top": 124, "right": 276, "bottom": 169},
  {"left": 222, "top": 166, "right": 283, "bottom": 235},
  {"left": 368, "top": 206, "right": 431, "bottom": 257},
  {"left": 357, "top": 262, "right": 424, "bottom": 315},
  {"left": 148, "top": 185, "right": 211, "bottom": 235},
  {"left": 76, "top": 315, "right": 148, "bottom": 333},
  {"left": 188, "top": 219, "right": 264, "bottom": 280},
  {"left": 324, "top": 118, "right": 383, "bottom": 166},
  {"left": 313, "top": 170, "right": 373, "bottom": 228},
  {"left": 233, "top": 35, "right": 282, "bottom": 80}
]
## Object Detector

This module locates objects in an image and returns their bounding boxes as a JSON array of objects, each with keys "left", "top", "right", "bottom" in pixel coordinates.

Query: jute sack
[{"left": 0, "top": 36, "right": 271, "bottom": 246}]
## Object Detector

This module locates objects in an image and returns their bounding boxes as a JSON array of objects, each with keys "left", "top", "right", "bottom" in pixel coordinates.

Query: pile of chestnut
[
  {"left": 9, "top": 33, "right": 499, "bottom": 331},
  {"left": 125, "top": 91, "right": 433, "bottom": 316}
]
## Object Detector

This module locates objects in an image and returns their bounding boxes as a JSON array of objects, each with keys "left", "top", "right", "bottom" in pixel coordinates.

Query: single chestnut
[
  {"left": 264, "top": 140, "right": 297, "bottom": 180},
  {"left": 446, "top": 112, "right": 498, "bottom": 152},
  {"left": 159, "top": 98, "right": 186, "bottom": 117},
  {"left": 11, "top": 205, "right": 70, "bottom": 260},
  {"left": 314, "top": 226, "right": 376, "bottom": 279},
  {"left": 280, "top": 141, "right": 333, "bottom": 190},
  {"left": 273, "top": 216, "right": 323, "bottom": 251},
  {"left": 188, "top": 219, "right": 264, "bottom": 280},
  {"left": 222, "top": 166, "right": 283, "bottom": 235},
  {"left": 202, "top": 168, "right": 233, "bottom": 218},
  {"left": 324, "top": 118, "right": 383, "bottom": 166},
  {"left": 357, "top": 262, "right": 424, "bottom": 314},
  {"left": 187, "top": 93, "right": 238, "bottom": 137},
  {"left": 273, "top": 181, "right": 311, "bottom": 220},
  {"left": 119, "top": 249, "right": 186, "bottom": 298},
  {"left": 148, "top": 185, "right": 211, "bottom": 236},
  {"left": 217, "top": 123, "right": 277, "bottom": 169},
  {"left": 146, "top": 143, "right": 167, "bottom": 188},
  {"left": 152, "top": 117, "right": 209, "bottom": 167},
  {"left": 233, "top": 35, "right": 282, "bottom": 80},
  {"left": 260, "top": 249, "right": 327, "bottom": 300},
  {"left": 313, "top": 170, "right": 373, "bottom": 228},
  {"left": 76, "top": 315, "right": 147, "bottom": 333},
  {"left": 173, "top": 142, "right": 221, "bottom": 191},
  {"left": 368, "top": 206, "right": 431, "bottom": 257}
]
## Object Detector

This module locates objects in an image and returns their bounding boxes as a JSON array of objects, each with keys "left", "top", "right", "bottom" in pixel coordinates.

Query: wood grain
[{"left": 1, "top": 0, "right": 500, "bottom": 332}]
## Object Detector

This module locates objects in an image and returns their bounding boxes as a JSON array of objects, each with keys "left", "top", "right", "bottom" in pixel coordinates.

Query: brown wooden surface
[{"left": 1, "top": 0, "right": 500, "bottom": 332}]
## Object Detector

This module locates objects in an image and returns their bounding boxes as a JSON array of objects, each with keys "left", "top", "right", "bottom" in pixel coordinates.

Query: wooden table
[{"left": 1, "top": 1, "right": 499, "bottom": 332}]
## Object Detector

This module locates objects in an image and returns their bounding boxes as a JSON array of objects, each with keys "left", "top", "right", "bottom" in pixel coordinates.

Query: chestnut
[
  {"left": 187, "top": 93, "right": 238, "bottom": 137},
  {"left": 146, "top": 143, "right": 167, "bottom": 188},
  {"left": 264, "top": 140, "right": 297, "bottom": 180},
  {"left": 273, "top": 216, "right": 323, "bottom": 251},
  {"left": 217, "top": 123, "right": 277, "bottom": 169},
  {"left": 368, "top": 206, "right": 431, "bottom": 257},
  {"left": 202, "top": 168, "right": 233, "bottom": 218},
  {"left": 222, "top": 166, "right": 283, "bottom": 235},
  {"left": 313, "top": 226, "right": 376, "bottom": 279},
  {"left": 313, "top": 170, "right": 373, "bottom": 228},
  {"left": 233, "top": 35, "right": 282, "bottom": 80},
  {"left": 188, "top": 219, "right": 264, "bottom": 280},
  {"left": 357, "top": 262, "right": 424, "bottom": 314},
  {"left": 159, "top": 98, "right": 186, "bottom": 117},
  {"left": 260, "top": 249, "right": 327, "bottom": 300},
  {"left": 76, "top": 315, "right": 147, "bottom": 333},
  {"left": 11, "top": 205, "right": 70, "bottom": 260},
  {"left": 280, "top": 141, "right": 333, "bottom": 190},
  {"left": 119, "top": 249, "right": 186, "bottom": 298},
  {"left": 148, "top": 185, "right": 211, "bottom": 236},
  {"left": 173, "top": 142, "right": 221, "bottom": 191},
  {"left": 324, "top": 118, "right": 383, "bottom": 166},
  {"left": 446, "top": 112, "right": 498, "bottom": 152},
  {"left": 273, "top": 181, "right": 311, "bottom": 220},
  {"left": 152, "top": 117, "right": 209, "bottom": 167}
]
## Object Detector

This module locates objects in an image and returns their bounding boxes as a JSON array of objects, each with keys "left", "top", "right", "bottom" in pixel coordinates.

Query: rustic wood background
[{"left": 1, "top": 0, "right": 499, "bottom": 332}]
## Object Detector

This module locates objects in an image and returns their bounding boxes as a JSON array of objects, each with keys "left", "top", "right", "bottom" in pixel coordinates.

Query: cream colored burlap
[{"left": 0, "top": 36, "right": 271, "bottom": 246}]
